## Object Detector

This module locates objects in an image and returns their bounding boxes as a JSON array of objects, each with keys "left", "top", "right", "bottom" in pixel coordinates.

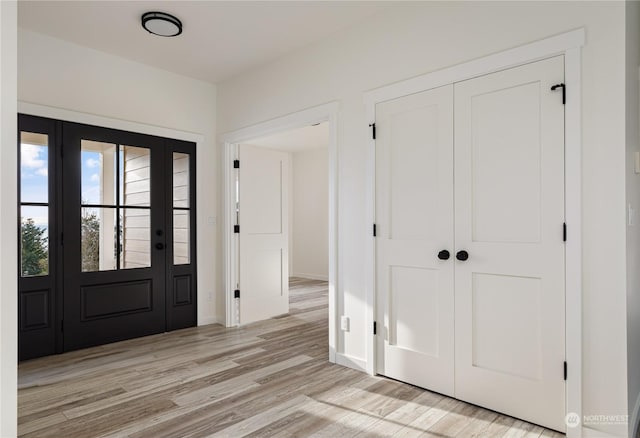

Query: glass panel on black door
[
  {"left": 20, "top": 132, "right": 50, "bottom": 277},
  {"left": 81, "top": 141, "right": 117, "bottom": 271},
  {"left": 120, "top": 145, "right": 152, "bottom": 268},
  {"left": 81, "top": 207, "right": 117, "bottom": 272},
  {"left": 80, "top": 140, "right": 152, "bottom": 271},
  {"left": 173, "top": 152, "right": 190, "bottom": 265},
  {"left": 121, "top": 208, "right": 151, "bottom": 269}
]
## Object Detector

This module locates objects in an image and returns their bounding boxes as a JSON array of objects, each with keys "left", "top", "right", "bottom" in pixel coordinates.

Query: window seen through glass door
[
  {"left": 81, "top": 141, "right": 151, "bottom": 271},
  {"left": 20, "top": 132, "right": 50, "bottom": 277},
  {"left": 173, "top": 152, "right": 190, "bottom": 265}
]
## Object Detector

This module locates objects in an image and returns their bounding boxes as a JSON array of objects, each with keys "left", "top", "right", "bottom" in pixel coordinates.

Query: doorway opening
[
  {"left": 233, "top": 123, "right": 329, "bottom": 322},
  {"left": 222, "top": 103, "right": 338, "bottom": 363}
]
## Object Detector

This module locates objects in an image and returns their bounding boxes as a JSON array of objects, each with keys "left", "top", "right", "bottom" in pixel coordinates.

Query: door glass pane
[
  {"left": 82, "top": 207, "right": 117, "bottom": 272},
  {"left": 120, "top": 208, "right": 151, "bottom": 269},
  {"left": 20, "top": 206, "right": 49, "bottom": 277},
  {"left": 20, "top": 132, "right": 49, "bottom": 203},
  {"left": 173, "top": 152, "right": 189, "bottom": 208},
  {"left": 173, "top": 210, "right": 190, "bottom": 265},
  {"left": 120, "top": 145, "right": 151, "bottom": 207},
  {"left": 82, "top": 140, "right": 116, "bottom": 205}
]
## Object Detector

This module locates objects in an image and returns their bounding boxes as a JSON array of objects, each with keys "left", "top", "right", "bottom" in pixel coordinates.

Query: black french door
[
  {"left": 62, "top": 123, "right": 168, "bottom": 351},
  {"left": 18, "top": 115, "right": 197, "bottom": 360}
]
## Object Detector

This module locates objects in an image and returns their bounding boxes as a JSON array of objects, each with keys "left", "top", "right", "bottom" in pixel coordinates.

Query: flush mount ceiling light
[{"left": 141, "top": 12, "right": 182, "bottom": 37}]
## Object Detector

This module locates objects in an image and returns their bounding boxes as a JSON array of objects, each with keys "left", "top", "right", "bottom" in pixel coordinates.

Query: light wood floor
[{"left": 19, "top": 278, "right": 563, "bottom": 437}]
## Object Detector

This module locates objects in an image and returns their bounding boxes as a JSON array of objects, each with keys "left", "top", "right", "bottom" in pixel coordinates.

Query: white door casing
[
  {"left": 453, "top": 55, "right": 566, "bottom": 432},
  {"left": 238, "top": 144, "right": 289, "bottom": 324},
  {"left": 367, "top": 30, "right": 583, "bottom": 437},
  {"left": 375, "top": 84, "right": 455, "bottom": 396}
]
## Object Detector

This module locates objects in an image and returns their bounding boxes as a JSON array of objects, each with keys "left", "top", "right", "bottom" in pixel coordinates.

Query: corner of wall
[{"left": 0, "top": 2, "right": 18, "bottom": 436}]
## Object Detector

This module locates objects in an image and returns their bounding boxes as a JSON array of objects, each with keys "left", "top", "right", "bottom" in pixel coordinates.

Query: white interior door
[
  {"left": 454, "top": 56, "right": 566, "bottom": 431},
  {"left": 375, "top": 84, "right": 455, "bottom": 396},
  {"left": 239, "top": 144, "right": 289, "bottom": 325}
]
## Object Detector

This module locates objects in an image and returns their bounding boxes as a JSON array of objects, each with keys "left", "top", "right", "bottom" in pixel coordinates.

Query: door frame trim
[
  {"left": 221, "top": 101, "right": 339, "bottom": 364},
  {"left": 17, "top": 102, "right": 209, "bottom": 325},
  {"left": 364, "top": 28, "right": 584, "bottom": 436}
]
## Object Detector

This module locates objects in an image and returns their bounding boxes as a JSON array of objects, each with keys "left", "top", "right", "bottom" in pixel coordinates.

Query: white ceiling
[
  {"left": 248, "top": 122, "right": 328, "bottom": 153},
  {"left": 18, "top": 1, "right": 395, "bottom": 83}
]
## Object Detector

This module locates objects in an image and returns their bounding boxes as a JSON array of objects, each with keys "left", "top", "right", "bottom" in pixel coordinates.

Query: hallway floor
[{"left": 18, "top": 278, "right": 563, "bottom": 437}]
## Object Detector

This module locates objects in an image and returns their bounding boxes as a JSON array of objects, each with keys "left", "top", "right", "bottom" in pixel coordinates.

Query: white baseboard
[
  {"left": 198, "top": 316, "right": 221, "bottom": 326},
  {"left": 291, "top": 273, "right": 329, "bottom": 281},
  {"left": 579, "top": 426, "right": 625, "bottom": 438},
  {"left": 632, "top": 392, "right": 640, "bottom": 438},
  {"left": 335, "top": 352, "right": 367, "bottom": 372}
]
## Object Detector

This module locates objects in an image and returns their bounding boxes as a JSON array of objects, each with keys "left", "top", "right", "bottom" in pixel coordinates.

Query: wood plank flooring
[{"left": 18, "top": 278, "right": 563, "bottom": 437}]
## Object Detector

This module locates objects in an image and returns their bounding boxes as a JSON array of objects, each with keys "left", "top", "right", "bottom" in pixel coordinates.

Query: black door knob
[
  {"left": 156, "top": 229, "right": 163, "bottom": 236},
  {"left": 456, "top": 250, "right": 469, "bottom": 261},
  {"left": 437, "top": 250, "right": 450, "bottom": 260},
  {"left": 155, "top": 242, "right": 165, "bottom": 250}
]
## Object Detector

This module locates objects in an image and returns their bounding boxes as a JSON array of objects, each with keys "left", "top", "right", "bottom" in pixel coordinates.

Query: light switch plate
[{"left": 635, "top": 152, "right": 640, "bottom": 174}]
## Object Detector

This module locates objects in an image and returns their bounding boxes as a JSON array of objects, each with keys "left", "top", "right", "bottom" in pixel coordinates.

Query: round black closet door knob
[
  {"left": 437, "top": 250, "right": 450, "bottom": 260},
  {"left": 155, "top": 242, "right": 165, "bottom": 250},
  {"left": 456, "top": 250, "right": 469, "bottom": 261}
]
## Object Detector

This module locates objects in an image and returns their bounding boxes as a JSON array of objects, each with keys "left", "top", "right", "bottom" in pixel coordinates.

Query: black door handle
[
  {"left": 456, "top": 250, "right": 469, "bottom": 261},
  {"left": 437, "top": 250, "right": 450, "bottom": 260},
  {"left": 155, "top": 242, "right": 165, "bottom": 250}
]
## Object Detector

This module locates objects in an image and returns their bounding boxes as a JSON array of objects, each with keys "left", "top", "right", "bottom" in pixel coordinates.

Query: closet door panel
[
  {"left": 375, "top": 84, "right": 455, "bottom": 396},
  {"left": 454, "top": 56, "right": 566, "bottom": 432}
]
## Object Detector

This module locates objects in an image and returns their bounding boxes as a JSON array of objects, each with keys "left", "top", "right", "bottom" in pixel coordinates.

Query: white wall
[
  {"left": 625, "top": 2, "right": 640, "bottom": 436},
  {"left": 18, "top": 29, "right": 222, "bottom": 324},
  {"left": 291, "top": 147, "right": 328, "bottom": 280},
  {"left": 217, "top": 3, "right": 629, "bottom": 436},
  {"left": 0, "top": 3, "right": 18, "bottom": 436}
]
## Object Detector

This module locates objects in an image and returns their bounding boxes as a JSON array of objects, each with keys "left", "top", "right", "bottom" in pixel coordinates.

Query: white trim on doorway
[
  {"left": 18, "top": 102, "right": 204, "bottom": 144},
  {"left": 220, "top": 101, "right": 339, "bottom": 364},
  {"left": 363, "top": 28, "right": 584, "bottom": 437}
]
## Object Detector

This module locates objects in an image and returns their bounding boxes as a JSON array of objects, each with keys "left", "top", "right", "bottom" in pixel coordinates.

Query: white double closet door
[{"left": 375, "top": 56, "right": 566, "bottom": 432}]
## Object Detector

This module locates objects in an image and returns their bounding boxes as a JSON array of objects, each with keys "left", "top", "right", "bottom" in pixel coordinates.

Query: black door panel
[
  {"left": 18, "top": 115, "right": 197, "bottom": 359},
  {"left": 61, "top": 122, "right": 167, "bottom": 352}
]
